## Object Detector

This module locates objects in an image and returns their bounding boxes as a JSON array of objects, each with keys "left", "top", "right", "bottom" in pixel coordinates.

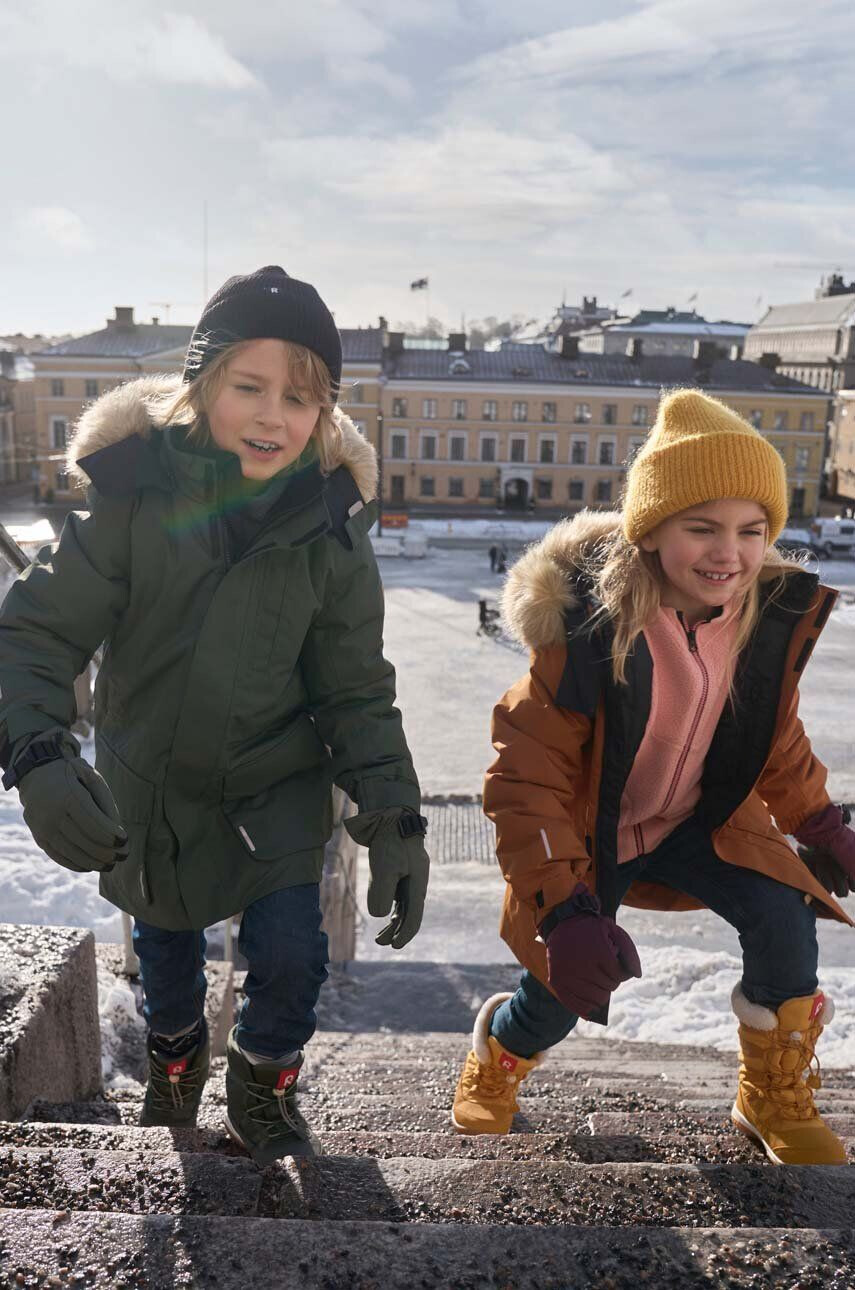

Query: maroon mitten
[
  {"left": 794, "top": 804, "right": 855, "bottom": 897},
  {"left": 540, "top": 883, "right": 642, "bottom": 1020}
]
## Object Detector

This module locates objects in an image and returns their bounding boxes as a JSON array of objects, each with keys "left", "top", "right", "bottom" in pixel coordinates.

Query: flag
[
  {"left": 687, "top": 292, "right": 698, "bottom": 304},
  {"left": 410, "top": 277, "right": 429, "bottom": 291},
  {"left": 620, "top": 288, "right": 633, "bottom": 298}
]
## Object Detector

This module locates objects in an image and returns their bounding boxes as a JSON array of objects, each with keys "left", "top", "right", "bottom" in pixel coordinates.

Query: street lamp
[{"left": 376, "top": 374, "right": 387, "bottom": 536}]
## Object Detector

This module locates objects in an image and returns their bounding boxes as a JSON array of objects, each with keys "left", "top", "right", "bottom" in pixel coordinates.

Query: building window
[
  {"left": 791, "top": 486, "right": 805, "bottom": 517},
  {"left": 773, "top": 411, "right": 789, "bottom": 431},
  {"left": 390, "top": 476, "right": 405, "bottom": 503},
  {"left": 55, "top": 470, "right": 69, "bottom": 491},
  {"left": 452, "top": 399, "right": 467, "bottom": 420},
  {"left": 421, "top": 434, "right": 436, "bottom": 460},
  {"left": 602, "top": 404, "right": 617, "bottom": 425},
  {"left": 539, "top": 438, "right": 555, "bottom": 464},
  {"left": 542, "top": 402, "right": 557, "bottom": 423},
  {"left": 449, "top": 435, "right": 466, "bottom": 461},
  {"left": 85, "top": 379, "right": 98, "bottom": 399},
  {"left": 51, "top": 379, "right": 64, "bottom": 397},
  {"left": 795, "top": 446, "right": 810, "bottom": 472},
  {"left": 596, "top": 479, "right": 612, "bottom": 503},
  {"left": 800, "top": 412, "right": 815, "bottom": 432},
  {"left": 598, "top": 440, "right": 615, "bottom": 466},
  {"left": 479, "top": 477, "right": 495, "bottom": 499},
  {"left": 392, "top": 398, "right": 407, "bottom": 417},
  {"left": 510, "top": 438, "right": 526, "bottom": 463},
  {"left": 625, "top": 437, "right": 645, "bottom": 466},
  {"left": 568, "top": 479, "right": 585, "bottom": 502},
  {"left": 512, "top": 401, "right": 528, "bottom": 422},
  {"left": 536, "top": 478, "right": 553, "bottom": 500},
  {"left": 51, "top": 418, "right": 68, "bottom": 449},
  {"left": 631, "top": 404, "right": 649, "bottom": 426},
  {"left": 350, "top": 383, "right": 363, "bottom": 403},
  {"left": 481, "top": 437, "right": 496, "bottom": 462},
  {"left": 749, "top": 409, "right": 763, "bottom": 428},
  {"left": 571, "top": 437, "right": 588, "bottom": 465},
  {"left": 390, "top": 433, "right": 407, "bottom": 459},
  {"left": 422, "top": 398, "right": 437, "bottom": 419},
  {"left": 449, "top": 477, "right": 464, "bottom": 497},
  {"left": 574, "top": 402, "right": 592, "bottom": 424},
  {"left": 420, "top": 476, "right": 435, "bottom": 497},
  {"left": 482, "top": 400, "right": 498, "bottom": 421}
]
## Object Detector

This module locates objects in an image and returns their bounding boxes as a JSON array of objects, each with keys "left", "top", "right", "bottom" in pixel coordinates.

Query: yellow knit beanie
[{"left": 622, "top": 388, "right": 788, "bottom": 543}]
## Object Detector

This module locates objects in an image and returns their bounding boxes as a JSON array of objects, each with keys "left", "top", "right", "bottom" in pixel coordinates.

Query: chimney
[
  {"left": 378, "top": 315, "right": 388, "bottom": 330},
  {"left": 383, "top": 330, "right": 405, "bottom": 356},
  {"left": 758, "top": 351, "right": 780, "bottom": 371},
  {"left": 627, "top": 338, "right": 643, "bottom": 361},
  {"left": 448, "top": 332, "right": 467, "bottom": 352},
  {"left": 0, "top": 351, "right": 15, "bottom": 379},
  {"left": 107, "top": 306, "right": 135, "bottom": 330},
  {"left": 560, "top": 334, "right": 579, "bottom": 359},
  {"left": 151, "top": 316, "right": 160, "bottom": 326},
  {"left": 693, "top": 340, "right": 718, "bottom": 369}
]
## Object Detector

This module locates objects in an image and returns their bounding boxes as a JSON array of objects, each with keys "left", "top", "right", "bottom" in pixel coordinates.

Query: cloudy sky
[{"left": 3, "top": 0, "right": 855, "bottom": 338}]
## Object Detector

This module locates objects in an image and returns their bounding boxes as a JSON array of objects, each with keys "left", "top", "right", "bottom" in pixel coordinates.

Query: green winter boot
[
  {"left": 139, "top": 1020, "right": 210, "bottom": 1128},
  {"left": 224, "top": 1027, "right": 319, "bottom": 1165}
]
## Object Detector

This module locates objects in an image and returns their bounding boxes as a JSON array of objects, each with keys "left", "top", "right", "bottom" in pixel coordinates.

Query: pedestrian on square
[
  {"left": 489, "top": 543, "right": 498, "bottom": 572},
  {"left": 452, "top": 388, "right": 854, "bottom": 1166},
  {"left": 0, "top": 266, "right": 429, "bottom": 1164}
]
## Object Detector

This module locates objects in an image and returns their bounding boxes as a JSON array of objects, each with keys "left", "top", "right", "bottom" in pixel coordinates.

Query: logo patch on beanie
[
  {"left": 499, "top": 1052, "right": 518, "bottom": 1073},
  {"left": 809, "top": 993, "right": 825, "bottom": 1023}
]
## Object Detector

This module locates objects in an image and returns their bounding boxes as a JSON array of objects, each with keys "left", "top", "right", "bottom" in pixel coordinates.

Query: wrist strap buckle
[
  {"left": 398, "top": 812, "right": 428, "bottom": 839},
  {"left": 2, "top": 736, "right": 67, "bottom": 791}
]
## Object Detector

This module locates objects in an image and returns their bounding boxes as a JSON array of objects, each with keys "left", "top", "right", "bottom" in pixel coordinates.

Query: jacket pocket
[
  {"left": 94, "top": 735, "right": 156, "bottom": 903},
  {"left": 221, "top": 712, "right": 333, "bottom": 860}
]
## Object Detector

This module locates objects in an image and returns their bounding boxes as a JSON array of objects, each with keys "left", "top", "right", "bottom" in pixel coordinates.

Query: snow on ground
[{"left": 1, "top": 542, "right": 854, "bottom": 1068}]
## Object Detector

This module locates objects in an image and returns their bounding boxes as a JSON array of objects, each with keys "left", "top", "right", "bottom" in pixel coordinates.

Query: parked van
[{"left": 809, "top": 517, "right": 855, "bottom": 558}]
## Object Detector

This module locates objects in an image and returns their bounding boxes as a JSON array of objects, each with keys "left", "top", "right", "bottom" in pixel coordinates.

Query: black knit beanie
[{"left": 183, "top": 265, "right": 342, "bottom": 399}]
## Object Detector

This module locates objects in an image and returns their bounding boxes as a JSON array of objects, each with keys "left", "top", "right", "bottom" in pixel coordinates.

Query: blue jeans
[
  {"left": 133, "top": 883, "right": 329, "bottom": 1059},
  {"left": 492, "top": 816, "right": 819, "bottom": 1059}
]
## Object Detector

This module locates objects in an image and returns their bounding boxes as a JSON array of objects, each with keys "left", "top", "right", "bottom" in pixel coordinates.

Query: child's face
[
  {"left": 640, "top": 498, "right": 769, "bottom": 623},
  {"left": 206, "top": 339, "right": 321, "bottom": 480}
]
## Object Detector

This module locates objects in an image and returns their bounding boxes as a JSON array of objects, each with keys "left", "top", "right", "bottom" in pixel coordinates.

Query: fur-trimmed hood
[
  {"left": 501, "top": 509, "right": 807, "bottom": 651},
  {"left": 66, "top": 374, "right": 378, "bottom": 502}
]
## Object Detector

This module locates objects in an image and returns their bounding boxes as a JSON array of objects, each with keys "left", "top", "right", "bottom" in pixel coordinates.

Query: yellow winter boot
[
  {"left": 452, "top": 993, "right": 542, "bottom": 1134},
  {"left": 731, "top": 985, "right": 846, "bottom": 1165}
]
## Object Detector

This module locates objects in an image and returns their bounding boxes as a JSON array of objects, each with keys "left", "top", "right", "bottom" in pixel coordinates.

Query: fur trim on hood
[
  {"left": 65, "top": 374, "right": 378, "bottom": 502},
  {"left": 501, "top": 508, "right": 808, "bottom": 652}
]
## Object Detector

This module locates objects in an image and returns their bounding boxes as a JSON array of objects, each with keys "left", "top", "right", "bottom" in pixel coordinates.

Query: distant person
[
  {"left": 496, "top": 542, "right": 508, "bottom": 575},
  {"left": 488, "top": 543, "right": 498, "bottom": 572},
  {"left": 0, "top": 266, "right": 429, "bottom": 1164},
  {"left": 452, "top": 388, "right": 854, "bottom": 1168}
]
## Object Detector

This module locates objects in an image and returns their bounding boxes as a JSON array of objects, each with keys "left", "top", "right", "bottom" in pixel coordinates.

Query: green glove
[
  {"left": 344, "top": 807, "right": 430, "bottom": 949},
  {"left": 16, "top": 742, "right": 128, "bottom": 875}
]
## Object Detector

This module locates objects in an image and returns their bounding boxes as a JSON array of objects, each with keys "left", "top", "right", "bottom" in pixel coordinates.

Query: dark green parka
[{"left": 0, "top": 376, "right": 420, "bottom": 930}]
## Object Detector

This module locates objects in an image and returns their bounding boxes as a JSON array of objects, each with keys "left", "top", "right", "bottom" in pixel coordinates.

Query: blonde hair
[
  {"left": 150, "top": 339, "right": 343, "bottom": 474},
  {"left": 582, "top": 524, "right": 805, "bottom": 693}
]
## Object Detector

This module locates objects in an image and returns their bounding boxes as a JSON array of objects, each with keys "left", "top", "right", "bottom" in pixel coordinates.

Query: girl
[
  {"left": 452, "top": 388, "right": 855, "bottom": 1166},
  {"left": 0, "top": 266, "right": 430, "bottom": 1164}
]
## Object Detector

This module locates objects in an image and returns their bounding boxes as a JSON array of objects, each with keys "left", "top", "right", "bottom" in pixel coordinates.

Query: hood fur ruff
[
  {"left": 66, "top": 374, "right": 378, "bottom": 502},
  {"left": 501, "top": 508, "right": 804, "bottom": 652}
]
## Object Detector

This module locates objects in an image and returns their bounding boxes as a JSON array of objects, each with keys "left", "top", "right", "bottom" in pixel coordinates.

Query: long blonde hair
[
  {"left": 582, "top": 524, "right": 803, "bottom": 691},
  {"left": 149, "top": 339, "right": 343, "bottom": 474}
]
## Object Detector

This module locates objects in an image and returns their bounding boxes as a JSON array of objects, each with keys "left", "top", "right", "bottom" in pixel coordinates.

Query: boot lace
[
  {"left": 461, "top": 1053, "right": 522, "bottom": 1109},
  {"left": 245, "top": 1078, "right": 307, "bottom": 1141},
  {"left": 749, "top": 1025, "right": 823, "bottom": 1121},
  {"left": 148, "top": 1062, "right": 205, "bottom": 1112}
]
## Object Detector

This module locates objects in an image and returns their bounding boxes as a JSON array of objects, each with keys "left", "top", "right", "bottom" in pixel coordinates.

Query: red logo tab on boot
[
  {"left": 166, "top": 1058, "right": 187, "bottom": 1077},
  {"left": 498, "top": 1052, "right": 518, "bottom": 1073},
  {"left": 809, "top": 993, "right": 825, "bottom": 1023},
  {"left": 275, "top": 1066, "right": 299, "bottom": 1091}
]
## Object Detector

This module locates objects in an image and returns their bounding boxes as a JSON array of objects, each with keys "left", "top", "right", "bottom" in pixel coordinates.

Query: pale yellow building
[{"left": 829, "top": 390, "right": 855, "bottom": 507}]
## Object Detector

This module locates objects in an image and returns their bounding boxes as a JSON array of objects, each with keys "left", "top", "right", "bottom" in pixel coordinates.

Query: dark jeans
[
  {"left": 133, "top": 883, "right": 329, "bottom": 1059},
  {"left": 491, "top": 816, "right": 819, "bottom": 1059}
]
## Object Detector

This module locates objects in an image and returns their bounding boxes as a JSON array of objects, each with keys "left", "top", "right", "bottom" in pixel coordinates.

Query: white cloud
[{"left": 24, "top": 207, "right": 94, "bottom": 251}]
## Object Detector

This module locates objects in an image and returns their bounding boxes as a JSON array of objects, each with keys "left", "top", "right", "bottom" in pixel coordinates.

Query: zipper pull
[{"left": 686, "top": 628, "right": 698, "bottom": 653}]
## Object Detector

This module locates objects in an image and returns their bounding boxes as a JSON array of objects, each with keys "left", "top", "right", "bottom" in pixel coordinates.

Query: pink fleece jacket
[{"left": 617, "top": 599, "right": 741, "bottom": 862}]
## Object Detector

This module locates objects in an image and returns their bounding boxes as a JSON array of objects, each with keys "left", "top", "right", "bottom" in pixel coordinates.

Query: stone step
[
  {"left": 4, "top": 1147, "right": 854, "bottom": 1227},
  {"left": 591, "top": 1110, "right": 855, "bottom": 1137},
  {"left": 0, "top": 1119, "right": 785, "bottom": 1165},
  {"left": 3, "top": 1211, "right": 855, "bottom": 1290}
]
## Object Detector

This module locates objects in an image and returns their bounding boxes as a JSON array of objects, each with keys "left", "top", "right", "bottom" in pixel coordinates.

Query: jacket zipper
[{"left": 660, "top": 618, "right": 710, "bottom": 814}]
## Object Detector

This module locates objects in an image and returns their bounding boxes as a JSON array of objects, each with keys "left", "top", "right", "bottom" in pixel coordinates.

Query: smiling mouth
[
  {"left": 695, "top": 569, "right": 738, "bottom": 582},
  {"left": 243, "top": 439, "right": 282, "bottom": 455}
]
